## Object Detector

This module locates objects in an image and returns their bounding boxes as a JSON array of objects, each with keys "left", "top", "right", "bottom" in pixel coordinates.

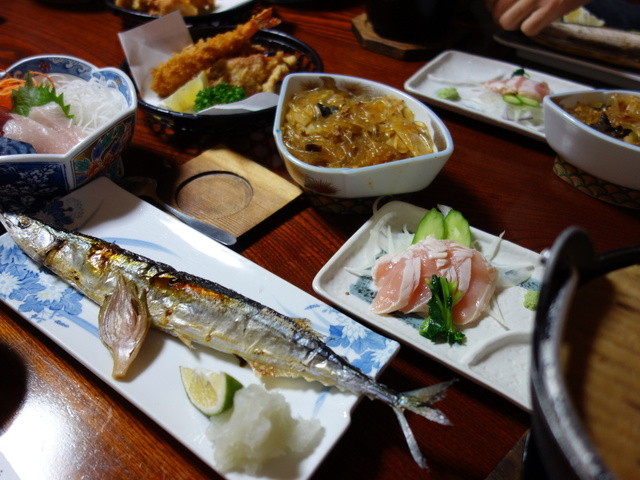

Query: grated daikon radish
[{"left": 206, "top": 384, "right": 324, "bottom": 474}]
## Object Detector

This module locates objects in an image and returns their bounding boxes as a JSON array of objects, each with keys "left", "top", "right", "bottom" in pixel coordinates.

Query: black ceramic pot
[{"left": 526, "top": 227, "right": 640, "bottom": 479}]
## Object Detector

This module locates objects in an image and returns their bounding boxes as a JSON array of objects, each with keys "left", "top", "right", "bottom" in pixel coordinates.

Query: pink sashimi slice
[
  {"left": 3, "top": 103, "right": 87, "bottom": 154},
  {"left": 370, "top": 255, "right": 422, "bottom": 314},
  {"left": 452, "top": 248, "right": 498, "bottom": 325},
  {"left": 484, "top": 76, "right": 551, "bottom": 103},
  {"left": 371, "top": 237, "right": 498, "bottom": 325}
]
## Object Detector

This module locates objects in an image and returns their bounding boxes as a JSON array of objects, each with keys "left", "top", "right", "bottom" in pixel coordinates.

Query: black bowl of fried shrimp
[
  {"left": 123, "top": 13, "right": 323, "bottom": 149},
  {"left": 103, "top": 0, "right": 256, "bottom": 28}
]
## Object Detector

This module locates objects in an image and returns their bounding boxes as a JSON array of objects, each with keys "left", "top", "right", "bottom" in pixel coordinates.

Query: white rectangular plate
[
  {"left": 313, "top": 201, "right": 544, "bottom": 411},
  {"left": 0, "top": 177, "right": 399, "bottom": 480},
  {"left": 404, "top": 50, "right": 591, "bottom": 141}
]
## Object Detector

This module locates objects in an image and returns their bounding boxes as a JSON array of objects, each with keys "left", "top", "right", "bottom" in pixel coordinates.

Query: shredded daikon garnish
[
  {"left": 50, "top": 73, "right": 127, "bottom": 133},
  {"left": 486, "top": 295, "right": 509, "bottom": 330},
  {"left": 484, "top": 231, "right": 505, "bottom": 261},
  {"left": 344, "top": 210, "right": 414, "bottom": 277}
]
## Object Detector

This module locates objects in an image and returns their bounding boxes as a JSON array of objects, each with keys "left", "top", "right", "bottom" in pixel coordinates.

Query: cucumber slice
[
  {"left": 502, "top": 94, "right": 521, "bottom": 105},
  {"left": 515, "top": 94, "right": 540, "bottom": 107},
  {"left": 444, "top": 210, "right": 472, "bottom": 247},
  {"left": 412, "top": 208, "right": 445, "bottom": 244}
]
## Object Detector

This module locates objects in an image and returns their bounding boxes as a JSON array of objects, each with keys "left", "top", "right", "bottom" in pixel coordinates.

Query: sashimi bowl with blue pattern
[{"left": 0, "top": 54, "right": 137, "bottom": 212}]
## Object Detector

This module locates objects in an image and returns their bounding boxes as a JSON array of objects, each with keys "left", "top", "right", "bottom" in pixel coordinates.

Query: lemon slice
[
  {"left": 562, "top": 7, "right": 605, "bottom": 27},
  {"left": 180, "top": 366, "right": 243, "bottom": 416},
  {"left": 161, "top": 71, "right": 207, "bottom": 113}
]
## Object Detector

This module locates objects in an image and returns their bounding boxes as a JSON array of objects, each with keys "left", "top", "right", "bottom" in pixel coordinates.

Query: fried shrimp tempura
[{"left": 150, "top": 8, "right": 281, "bottom": 98}]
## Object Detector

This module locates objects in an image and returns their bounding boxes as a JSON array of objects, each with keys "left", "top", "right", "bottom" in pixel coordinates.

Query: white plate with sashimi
[
  {"left": 0, "top": 177, "right": 401, "bottom": 480},
  {"left": 404, "top": 50, "right": 592, "bottom": 141},
  {"left": 313, "top": 202, "right": 544, "bottom": 411}
]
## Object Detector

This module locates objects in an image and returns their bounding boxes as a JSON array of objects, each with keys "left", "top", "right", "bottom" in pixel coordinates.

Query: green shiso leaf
[{"left": 12, "top": 73, "right": 72, "bottom": 118}]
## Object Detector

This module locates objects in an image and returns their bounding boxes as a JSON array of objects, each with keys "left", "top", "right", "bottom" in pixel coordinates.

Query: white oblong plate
[
  {"left": 0, "top": 177, "right": 400, "bottom": 480},
  {"left": 403, "top": 50, "right": 592, "bottom": 141},
  {"left": 313, "top": 201, "right": 545, "bottom": 411}
]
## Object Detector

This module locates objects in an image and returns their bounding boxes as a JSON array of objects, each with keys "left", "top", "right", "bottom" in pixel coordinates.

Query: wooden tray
[{"left": 157, "top": 147, "right": 302, "bottom": 238}]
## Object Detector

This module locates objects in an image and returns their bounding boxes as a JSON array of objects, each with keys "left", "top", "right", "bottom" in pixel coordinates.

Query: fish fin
[
  {"left": 292, "top": 317, "right": 320, "bottom": 335},
  {"left": 248, "top": 360, "right": 297, "bottom": 379},
  {"left": 399, "top": 379, "right": 456, "bottom": 425},
  {"left": 175, "top": 333, "right": 194, "bottom": 348},
  {"left": 394, "top": 408, "right": 428, "bottom": 470}
]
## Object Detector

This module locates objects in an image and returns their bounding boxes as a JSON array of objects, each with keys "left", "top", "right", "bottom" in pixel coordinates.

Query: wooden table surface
[{"left": 0, "top": 1, "right": 637, "bottom": 479}]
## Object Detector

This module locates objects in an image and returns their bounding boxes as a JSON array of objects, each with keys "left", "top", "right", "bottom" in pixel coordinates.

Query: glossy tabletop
[{"left": 0, "top": 1, "right": 638, "bottom": 479}]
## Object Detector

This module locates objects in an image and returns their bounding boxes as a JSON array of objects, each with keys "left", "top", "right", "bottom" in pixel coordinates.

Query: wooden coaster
[
  {"left": 157, "top": 147, "right": 302, "bottom": 238},
  {"left": 351, "top": 13, "right": 461, "bottom": 60}
]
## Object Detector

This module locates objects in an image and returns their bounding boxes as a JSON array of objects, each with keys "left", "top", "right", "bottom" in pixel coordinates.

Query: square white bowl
[
  {"left": 273, "top": 73, "right": 453, "bottom": 199},
  {"left": 543, "top": 89, "right": 640, "bottom": 191}
]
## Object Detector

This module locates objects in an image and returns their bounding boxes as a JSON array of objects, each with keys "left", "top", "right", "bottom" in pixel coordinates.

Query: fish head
[{"left": 0, "top": 212, "right": 58, "bottom": 263}]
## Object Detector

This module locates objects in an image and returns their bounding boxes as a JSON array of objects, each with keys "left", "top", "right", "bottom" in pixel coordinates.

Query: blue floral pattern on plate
[{"left": 0, "top": 237, "right": 396, "bottom": 372}]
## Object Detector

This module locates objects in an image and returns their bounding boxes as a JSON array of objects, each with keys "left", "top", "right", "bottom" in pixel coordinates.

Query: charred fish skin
[{"left": 0, "top": 212, "right": 452, "bottom": 468}]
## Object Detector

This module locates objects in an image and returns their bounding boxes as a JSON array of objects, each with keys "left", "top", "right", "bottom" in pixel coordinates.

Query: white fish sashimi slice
[{"left": 3, "top": 103, "right": 87, "bottom": 154}]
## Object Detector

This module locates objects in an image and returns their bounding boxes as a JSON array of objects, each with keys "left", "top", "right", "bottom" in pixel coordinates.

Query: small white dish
[
  {"left": 313, "top": 201, "right": 544, "bottom": 411},
  {"left": 0, "top": 177, "right": 399, "bottom": 480},
  {"left": 404, "top": 50, "right": 591, "bottom": 141},
  {"left": 273, "top": 73, "right": 453, "bottom": 199},
  {"left": 544, "top": 89, "right": 640, "bottom": 191}
]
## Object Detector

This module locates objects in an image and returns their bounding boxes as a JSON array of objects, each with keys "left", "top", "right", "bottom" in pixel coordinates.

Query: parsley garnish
[
  {"left": 12, "top": 73, "right": 72, "bottom": 118},
  {"left": 194, "top": 83, "right": 246, "bottom": 111},
  {"left": 418, "top": 275, "right": 466, "bottom": 345}
]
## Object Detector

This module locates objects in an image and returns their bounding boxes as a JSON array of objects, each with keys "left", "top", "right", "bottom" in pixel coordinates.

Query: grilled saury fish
[{"left": 0, "top": 212, "right": 453, "bottom": 468}]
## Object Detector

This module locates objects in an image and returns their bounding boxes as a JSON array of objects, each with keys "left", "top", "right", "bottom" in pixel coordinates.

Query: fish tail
[
  {"left": 398, "top": 379, "right": 455, "bottom": 425},
  {"left": 392, "top": 379, "right": 456, "bottom": 470},
  {"left": 394, "top": 408, "right": 429, "bottom": 470}
]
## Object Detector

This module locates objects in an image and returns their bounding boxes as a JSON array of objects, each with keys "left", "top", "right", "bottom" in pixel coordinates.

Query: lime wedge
[
  {"left": 161, "top": 71, "right": 207, "bottom": 113},
  {"left": 179, "top": 366, "right": 243, "bottom": 416}
]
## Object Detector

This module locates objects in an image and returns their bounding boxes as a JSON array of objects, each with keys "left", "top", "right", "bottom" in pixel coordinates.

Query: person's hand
[{"left": 486, "top": 0, "right": 590, "bottom": 36}]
